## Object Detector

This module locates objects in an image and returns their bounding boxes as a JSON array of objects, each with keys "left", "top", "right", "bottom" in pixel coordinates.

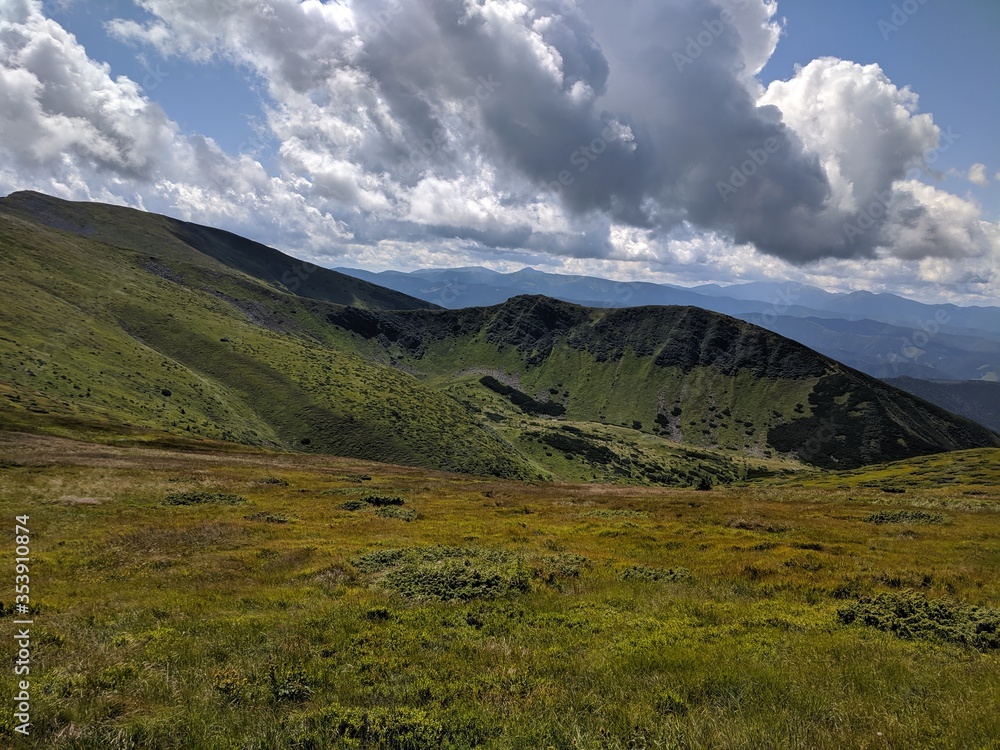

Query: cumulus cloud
[
  {"left": 0, "top": 0, "right": 997, "bottom": 304},
  {"left": 968, "top": 163, "right": 989, "bottom": 186}
]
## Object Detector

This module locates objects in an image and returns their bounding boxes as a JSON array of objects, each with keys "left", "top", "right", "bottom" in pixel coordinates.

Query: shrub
[
  {"left": 269, "top": 666, "right": 312, "bottom": 703},
  {"left": 244, "top": 512, "right": 290, "bottom": 524},
  {"left": 375, "top": 507, "right": 418, "bottom": 522},
  {"left": 337, "top": 499, "right": 370, "bottom": 511},
  {"left": 256, "top": 476, "right": 289, "bottom": 486},
  {"left": 864, "top": 510, "right": 945, "bottom": 525},
  {"left": 289, "top": 705, "right": 460, "bottom": 749},
  {"left": 533, "top": 553, "right": 588, "bottom": 586},
  {"left": 163, "top": 491, "right": 246, "bottom": 506},
  {"left": 620, "top": 565, "right": 692, "bottom": 583},
  {"left": 352, "top": 547, "right": 530, "bottom": 601},
  {"left": 655, "top": 690, "right": 689, "bottom": 716},
  {"left": 838, "top": 591, "right": 1000, "bottom": 650},
  {"left": 725, "top": 517, "right": 787, "bottom": 533},
  {"left": 364, "top": 494, "right": 405, "bottom": 507}
]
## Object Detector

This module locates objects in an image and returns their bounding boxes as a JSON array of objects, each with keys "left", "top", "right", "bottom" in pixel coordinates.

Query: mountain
[
  {"left": 326, "top": 295, "right": 999, "bottom": 469},
  {"left": 338, "top": 267, "right": 1000, "bottom": 381},
  {"left": 2, "top": 191, "right": 434, "bottom": 311},
  {"left": 2, "top": 192, "right": 997, "bottom": 481},
  {"left": 884, "top": 378, "right": 1000, "bottom": 434},
  {"left": 0, "top": 192, "right": 533, "bottom": 479},
  {"left": 736, "top": 313, "right": 1000, "bottom": 382}
]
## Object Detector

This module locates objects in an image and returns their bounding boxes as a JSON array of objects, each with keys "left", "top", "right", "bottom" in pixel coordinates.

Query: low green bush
[
  {"left": 244, "top": 512, "right": 290, "bottom": 524},
  {"left": 289, "top": 704, "right": 490, "bottom": 750},
  {"left": 838, "top": 591, "right": 1000, "bottom": 650},
  {"left": 864, "top": 510, "right": 945, "bottom": 525},
  {"left": 375, "top": 507, "right": 418, "bottom": 522},
  {"left": 163, "top": 491, "right": 246, "bottom": 506},
  {"left": 338, "top": 499, "right": 370, "bottom": 511},
  {"left": 620, "top": 565, "right": 692, "bottom": 583},
  {"left": 364, "top": 494, "right": 405, "bottom": 507},
  {"left": 352, "top": 547, "right": 530, "bottom": 601}
]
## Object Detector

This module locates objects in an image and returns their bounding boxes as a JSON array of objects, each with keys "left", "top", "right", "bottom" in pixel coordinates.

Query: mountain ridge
[
  {"left": 1, "top": 192, "right": 997, "bottom": 480},
  {"left": 337, "top": 266, "right": 1000, "bottom": 383}
]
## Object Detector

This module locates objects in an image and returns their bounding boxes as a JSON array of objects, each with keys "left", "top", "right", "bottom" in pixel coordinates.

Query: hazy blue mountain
[
  {"left": 736, "top": 314, "right": 1000, "bottom": 382},
  {"left": 335, "top": 267, "right": 837, "bottom": 317}
]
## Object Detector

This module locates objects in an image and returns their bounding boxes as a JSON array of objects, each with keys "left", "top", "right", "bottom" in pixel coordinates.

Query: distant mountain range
[
  {"left": 1, "top": 191, "right": 997, "bottom": 483},
  {"left": 337, "top": 267, "right": 1000, "bottom": 382}
]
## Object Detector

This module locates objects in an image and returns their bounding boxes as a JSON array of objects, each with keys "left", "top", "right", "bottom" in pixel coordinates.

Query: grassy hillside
[
  {"left": 0, "top": 431, "right": 997, "bottom": 748},
  {"left": 0, "top": 191, "right": 434, "bottom": 311},
  {"left": 0, "top": 201, "right": 533, "bottom": 479},
  {"left": 329, "top": 296, "right": 1000, "bottom": 469},
  {"left": 2, "top": 192, "right": 996, "bottom": 483}
]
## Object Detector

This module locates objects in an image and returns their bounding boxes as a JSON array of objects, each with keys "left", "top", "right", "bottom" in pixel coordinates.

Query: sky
[{"left": 1, "top": 0, "right": 998, "bottom": 305}]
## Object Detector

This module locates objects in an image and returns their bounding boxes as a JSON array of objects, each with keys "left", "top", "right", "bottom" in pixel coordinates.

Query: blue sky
[{"left": 3, "top": 1, "right": 998, "bottom": 305}]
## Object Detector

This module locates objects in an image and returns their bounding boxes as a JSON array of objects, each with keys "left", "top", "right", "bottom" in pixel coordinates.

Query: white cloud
[
  {"left": 761, "top": 57, "right": 998, "bottom": 265},
  {"left": 0, "top": 0, "right": 996, "bottom": 306},
  {"left": 968, "top": 163, "right": 989, "bottom": 186}
]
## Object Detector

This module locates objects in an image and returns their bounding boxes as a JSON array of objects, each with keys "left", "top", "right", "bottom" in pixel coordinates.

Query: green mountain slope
[
  {"left": 327, "top": 296, "right": 1000, "bottom": 470},
  {"left": 0, "top": 195, "right": 531, "bottom": 479},
  {"left": 1, "top": 192, "right": 996, "bottom": 481},
  {"left": 0, "top": 191, "right": 433, "bottom": 310}
]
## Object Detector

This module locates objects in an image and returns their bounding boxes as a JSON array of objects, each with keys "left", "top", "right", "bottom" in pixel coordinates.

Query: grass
[{"left": 1, "top": 430, "right": 998, "bottom": 748}]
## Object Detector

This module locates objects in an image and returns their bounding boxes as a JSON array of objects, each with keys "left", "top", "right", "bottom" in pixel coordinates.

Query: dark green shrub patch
[
  {"left": 864, "top": 510, "right": 945, "bottom": 525},
  {"left": 289, "top": 704, "right": 491, "bottom": 750},
  {"left": 163, "top": 491, "right": 247, "bottom": 506},
  {"left": 838, "top": 592, "right": 1000, "bottom": 650},
  {"left": 340, "top": 474, "right": 373, "bottom": 482},
  {"left": 352, "top": 547, "right": 530, "bottom": 601},
  {"left": 620, "top": 565, "right": 693, "bottom": 583},
  {"left": 364, "top": 494, "right": 406, "bottom": 507},
  {"left": 337, "top": 499, "right": 370, "bottom": 511},
  {"left": 269, "top": 666, "right": 312, "bottom": 703},
  {"left": 533, "top": 553, "right": 589, "bottom": 586},
  {"left": 244, "top": 512, "right": 290, "bottom": 524},
  {"left": 375, "top": 507, "right": 418, "bottom": 522}
]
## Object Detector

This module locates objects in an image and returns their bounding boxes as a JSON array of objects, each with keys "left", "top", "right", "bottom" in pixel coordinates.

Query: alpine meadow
[
  {"left": 2, "top": 1, "right": 1000, "bottom": 748},
  {"left": 1, "top": 193, "right": 999, "bottom": 748}
]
